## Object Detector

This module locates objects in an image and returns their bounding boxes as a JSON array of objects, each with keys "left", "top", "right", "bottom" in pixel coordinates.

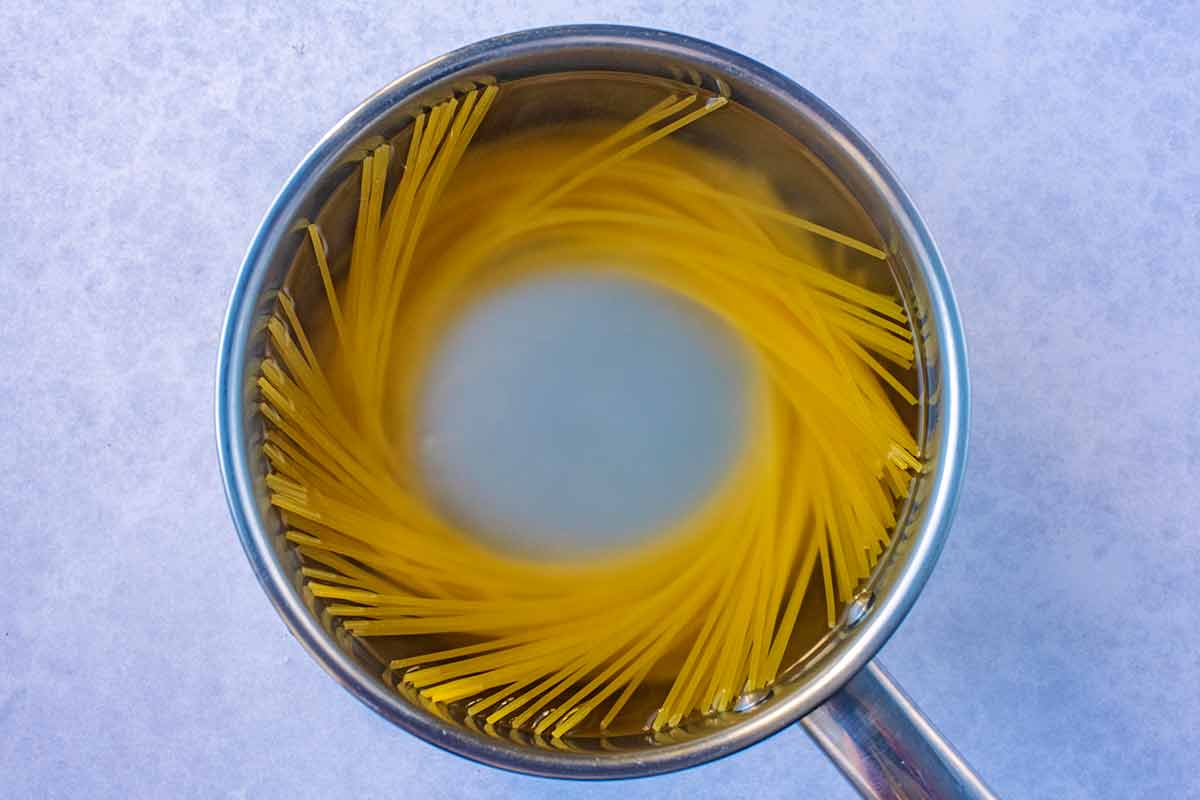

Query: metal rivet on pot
[
  {"left": 733, "top": 688, "right": 770, "bottom": 712},
  {"left": 845, "top": 592, "right": 875, "bottom": 628}
]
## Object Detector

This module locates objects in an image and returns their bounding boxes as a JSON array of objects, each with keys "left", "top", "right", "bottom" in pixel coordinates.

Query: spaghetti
[{"left": 258, "top": 85, "right": 920, "bottom": 738}]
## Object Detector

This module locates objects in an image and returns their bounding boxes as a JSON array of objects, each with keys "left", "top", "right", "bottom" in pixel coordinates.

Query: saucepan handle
[{"left": 801, "top": 661, "right": 998, "bottom": 799}]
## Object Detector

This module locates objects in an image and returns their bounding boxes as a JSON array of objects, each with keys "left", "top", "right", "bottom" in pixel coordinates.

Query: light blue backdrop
[{"left": 2, "top": 2, "right": 1197, "bottom": 798}]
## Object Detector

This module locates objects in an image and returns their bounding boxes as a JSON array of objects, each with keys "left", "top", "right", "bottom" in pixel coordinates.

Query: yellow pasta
[{"left": 258, "top": 85, "right": 919, "bottom": 739}]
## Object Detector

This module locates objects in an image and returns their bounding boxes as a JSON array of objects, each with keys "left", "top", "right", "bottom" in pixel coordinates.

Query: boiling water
[{"left": 417, "top": 269, "right": 750, "bottom": 560}]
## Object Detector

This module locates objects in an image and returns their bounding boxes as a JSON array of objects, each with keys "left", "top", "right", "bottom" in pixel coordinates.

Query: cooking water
[{"left": 417, "top": 269, "right": 751, "bottom": 559}]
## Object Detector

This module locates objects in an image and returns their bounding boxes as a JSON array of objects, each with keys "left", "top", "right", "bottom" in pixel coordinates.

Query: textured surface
[{"left": 2, "top": 2, "right": 1199, "bottom": 798}]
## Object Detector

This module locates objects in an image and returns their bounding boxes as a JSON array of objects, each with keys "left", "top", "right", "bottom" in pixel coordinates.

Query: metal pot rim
[{"left": 215, "top": 23, "right": 969, "bottom": 780}]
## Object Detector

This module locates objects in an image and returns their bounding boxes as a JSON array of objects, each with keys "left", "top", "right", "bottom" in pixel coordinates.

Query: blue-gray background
[{"left": 3, "top": 2, "right": 1198, "bottom": 798}]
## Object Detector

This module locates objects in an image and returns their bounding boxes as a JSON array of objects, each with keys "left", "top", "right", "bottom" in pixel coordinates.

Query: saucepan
[{"left": 216, "top": 25, "right": 991, "bottom": 798}]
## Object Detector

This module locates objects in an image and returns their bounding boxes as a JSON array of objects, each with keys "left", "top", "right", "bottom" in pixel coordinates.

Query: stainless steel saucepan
[{"left": 217, "top": 25, "right": 992, "bottom": 799}]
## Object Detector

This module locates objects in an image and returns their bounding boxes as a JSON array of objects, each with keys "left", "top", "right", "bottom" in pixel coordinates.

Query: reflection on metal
[
  {"left": 733, "top": 688, "right": 772, "bottom": 713},
  {"left": 844, "top": 592, "right": 875, "bottom": 628},
  {"left": 803, "top": 663, "right": 997, "bottom": 800}
]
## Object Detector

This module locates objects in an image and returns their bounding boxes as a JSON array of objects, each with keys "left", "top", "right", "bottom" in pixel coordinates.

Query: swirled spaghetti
[{"left": 258, "top": 85, "right": 919, "bottom": 739}]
